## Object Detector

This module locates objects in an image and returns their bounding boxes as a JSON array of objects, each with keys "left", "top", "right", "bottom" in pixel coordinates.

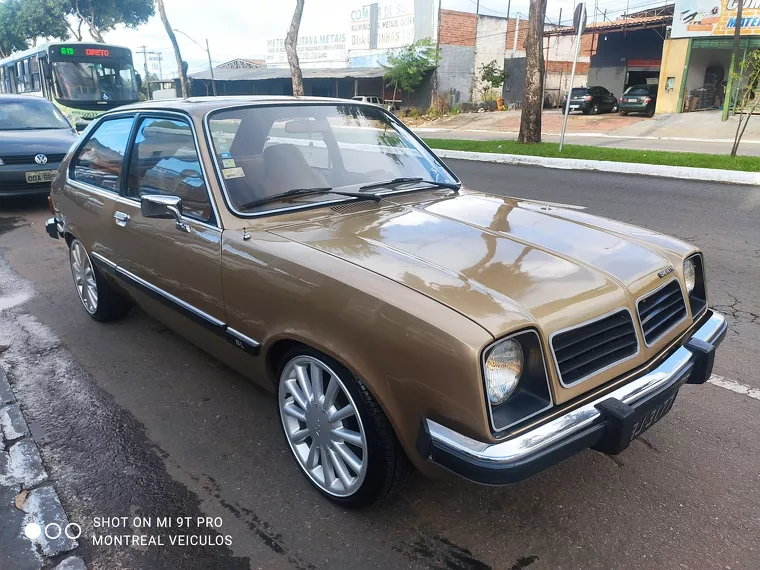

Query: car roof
[
  {"left": 110, "top": 95, "right": 375, "bottom": 118},
  {"left": 0, "top": 94, "right": 56, "bottom": 104}
]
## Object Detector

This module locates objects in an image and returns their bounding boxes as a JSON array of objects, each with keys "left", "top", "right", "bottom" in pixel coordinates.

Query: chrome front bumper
[{"left": 419, "top": 311, "right": 727, "bottom": 485}]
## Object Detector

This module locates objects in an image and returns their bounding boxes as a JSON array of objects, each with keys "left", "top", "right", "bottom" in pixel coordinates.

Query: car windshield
[
  {"left": 207, "top": 103, "right": 458, "bottom": 214},
  {"left": 52, "top": 61, "right": 138, "bottom": 102},
  {"left": 624, "top": 86, "right": 649, "bottom": 95},
  {"left": 0, "top": 99, "right": 71, "bottom": 130}
]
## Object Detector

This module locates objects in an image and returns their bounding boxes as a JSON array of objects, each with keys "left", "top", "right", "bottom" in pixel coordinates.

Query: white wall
[{"left": 473, "top": 15, "right": 507, "bottom": 101}]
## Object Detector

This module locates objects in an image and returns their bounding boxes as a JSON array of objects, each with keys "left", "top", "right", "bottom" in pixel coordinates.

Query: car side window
[
  {"left": 126, "top": 117, "right": 214, "bottom": 223},
  {"left": 72, "top": 117, "right": 134, "bottom": 192}
]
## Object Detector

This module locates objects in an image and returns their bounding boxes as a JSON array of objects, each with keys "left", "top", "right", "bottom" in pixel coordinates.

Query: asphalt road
[{"left": 0, "top": 164, "right": 759, "bottom": 570}]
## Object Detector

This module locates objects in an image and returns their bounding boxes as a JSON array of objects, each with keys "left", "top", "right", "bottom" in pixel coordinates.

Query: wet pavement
[{"left": 0, "top": 170, "right": 758, "bottom": 570}]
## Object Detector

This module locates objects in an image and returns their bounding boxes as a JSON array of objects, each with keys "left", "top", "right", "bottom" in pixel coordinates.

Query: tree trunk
[
  {"left": 285, "top": 0, "right": 305, "bottom": 96},
  {"left": 518, "top": 0, "right": 548, "bottom": 144},
  {"left": 156, "top": 0, "right": 190, "bottom": 98}
]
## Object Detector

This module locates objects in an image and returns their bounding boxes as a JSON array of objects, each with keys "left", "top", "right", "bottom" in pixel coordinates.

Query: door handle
[{"left": 114, "top": 211, "right": 130, "bottom": 227}]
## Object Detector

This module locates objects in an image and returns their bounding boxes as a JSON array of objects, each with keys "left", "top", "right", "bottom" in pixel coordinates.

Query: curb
[
  {"left": 432, "top": 148, "right": 760, "bottom": 186},
  {"left": 0, "top": 366, "right": 85, "bottom": 570}
]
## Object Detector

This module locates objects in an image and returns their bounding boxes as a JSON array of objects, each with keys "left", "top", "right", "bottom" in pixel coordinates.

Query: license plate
[
  {"left": 629, "top": 390, "right": 678, "bottom": 442},
  {"left": 570, "top": 105, "right": 579, "bottom": 109},
  {"left": 25, "top": 170, "right": 56, "bottom": 184},
  {"left": 625, "top": 98, "right": 636, "bottom": 103}
]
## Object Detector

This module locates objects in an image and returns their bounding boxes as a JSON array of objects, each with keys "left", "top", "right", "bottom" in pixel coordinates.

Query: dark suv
[
  {"left": 562, "top": 86, "right": 618, "bottom": 115},
  {"left": 618, "top": 84, "right": 658, "bottom": 117}
]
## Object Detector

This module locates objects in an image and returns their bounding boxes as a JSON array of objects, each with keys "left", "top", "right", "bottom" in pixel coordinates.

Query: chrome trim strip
[
  {"left": 90, "top": 251, "right": 116, "bottom": 270},
  {"left": 636, "top": 277, "right": 688, "bottom": 348},
  {"left": 427, "top": 312, "right": 726, "bottom": 466},
  {"left": 226, "top": 327, "right": 261, "bottom": 348},
  {"left": 482, "top": 330, "right": 554, "bottom": 433},
  {"left": 549, "top": 307, "right": 640, "bottom": 389},
  {"left": 115, "top": 264, "right": 225, "bottom": 327}
]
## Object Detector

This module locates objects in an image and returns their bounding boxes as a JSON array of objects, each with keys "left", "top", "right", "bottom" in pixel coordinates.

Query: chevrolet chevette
[{"left": 46, "top": 97, "right": 726, "bottom": 508}]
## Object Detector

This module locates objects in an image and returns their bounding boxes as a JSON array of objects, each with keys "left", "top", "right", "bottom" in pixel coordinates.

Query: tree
[
  {"left": 518, "top": 0, "right": 548, "bottom": 143},
  {"left": 285, "top": 0, "right": 305, "bottom": 96},
  {"left": 66, "top": 0, "right": 154, "bottom": 43},
  {"left": 156, "top": 0, "right": 189, "bottom": 98},
  {"left": 0, "top": 1, "right": 27, "bottom": 59},
  {"left": 730, "top": 49, "right": 760, "bottom": 156},
  {"left": 382, "top": 38, "right": 440, "bottom": 104},
  {"left": 479, "top": 60, "right": 507, "bottom": 100}
]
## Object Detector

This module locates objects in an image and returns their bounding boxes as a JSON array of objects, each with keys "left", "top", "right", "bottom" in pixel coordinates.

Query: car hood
[
  {"left": 270, "top": 191, "right": 681, "bottom": 341},
  {"left": 0, "top": 128, "right": 78, "bottom": 157}
]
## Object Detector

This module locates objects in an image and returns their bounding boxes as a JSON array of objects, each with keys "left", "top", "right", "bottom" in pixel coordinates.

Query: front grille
[
  {"left": 637, "top": 280, "right": 687, "bottom": 345},
  {"left": 1, "top": 154, "right": 66, "bottom": 165},
  {"left": 552, "top": 310, "right": 639, "bottom": 386}
]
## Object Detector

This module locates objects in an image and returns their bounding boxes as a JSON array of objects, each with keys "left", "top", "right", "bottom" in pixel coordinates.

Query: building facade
[{"left": 656, "top": 0, "right": 760, "bottom": 114}]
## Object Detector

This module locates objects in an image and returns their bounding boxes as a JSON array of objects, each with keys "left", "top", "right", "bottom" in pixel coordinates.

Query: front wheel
[
  {"left": 69, "top": 239, "right": 131, "bottom": 321},
  {"left": 277, "top": 347, "right": 412, "bottom": 508}
]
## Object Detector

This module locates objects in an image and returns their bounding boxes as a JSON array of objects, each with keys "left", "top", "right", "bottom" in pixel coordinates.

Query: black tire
[
  {"left": 619, "top": 110, "right": 628, "bottom": 116},
  {"left": 582, "top": 108, "right": 590, "bottom": 115},
  {"left": 590, "top": 103, "right": 599, "bottom": 115},
  {"left": 647, "top": 105, "right": 655, "bottom": 118},
  {"left": 276, "top": 345, "right": 413, "bottom": 509},
  {"left": 68, "top": 238, "right": 131, "bottom": 322}
]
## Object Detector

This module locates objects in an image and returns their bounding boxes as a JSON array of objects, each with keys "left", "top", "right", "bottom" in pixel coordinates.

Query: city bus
[{"left": 0, "top": 42, "right": 141, "bottom": 129}]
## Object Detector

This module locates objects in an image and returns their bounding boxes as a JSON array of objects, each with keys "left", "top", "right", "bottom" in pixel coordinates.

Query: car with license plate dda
[
  {"left": 0, "top": 95, "right": 77, "bottom": 197},
  {"left": 562, "top": 86, "right": 618, "bottom": 115},
  {"left": 46, "top": 97, "right": 726, "bottom": 509},
  {"left": 619, "top": 84, "right": 658, "bottom": 117}
]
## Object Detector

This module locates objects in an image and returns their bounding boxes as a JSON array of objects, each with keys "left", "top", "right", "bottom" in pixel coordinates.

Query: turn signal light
[
  {"left": 644, "top": 96, "right": 652, "bottom": 103},
  {"left": 584, "top": 95, "right": 593, "bottom": 101}
]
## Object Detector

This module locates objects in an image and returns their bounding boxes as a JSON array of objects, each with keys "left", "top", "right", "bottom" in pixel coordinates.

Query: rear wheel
[
  {"left": 590, "top": 103, "right": 599, "bottom": 115},
  {"left": 69, "top": 239, "right": 131, "bottom": 322},
  {"left": 619, "top": 110, "right": 629, "bottom": 116},
  {"left": 647, "top": 105, "right": 655, "bottom": 118},
  {"left": 277, "top": 346, "right": 412, "bottom": 508}
]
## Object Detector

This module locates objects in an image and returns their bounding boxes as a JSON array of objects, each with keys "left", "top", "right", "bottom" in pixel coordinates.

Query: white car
[{"left": 352, "top": 96, "right": 385, "bottom": 107}]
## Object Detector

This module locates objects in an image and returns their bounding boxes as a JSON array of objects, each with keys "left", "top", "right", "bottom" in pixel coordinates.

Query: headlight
[
  {"left": 484, "top": 339, "right": 523, "bottom": 405},
  {"left": 0, "top": 158, "right": 4, "bottom": 165},
  {"left": 683, "top": 258, "right": 696, "bottom": 294}
]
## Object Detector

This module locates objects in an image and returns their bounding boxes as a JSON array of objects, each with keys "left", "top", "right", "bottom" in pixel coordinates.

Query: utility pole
[
  {"left": 206, "top": 39, "right": 217, "bottom": 96},
  {"left": 723, "top": 0, "right": 744, "bottom": 121},
  {"left": 137, "top": 45, "right": 150, "bottom": 85}
]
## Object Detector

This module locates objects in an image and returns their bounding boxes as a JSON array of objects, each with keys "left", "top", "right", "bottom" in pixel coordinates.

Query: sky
[{"left": 100, "top": 0, "right": 669, "bottom": 79}]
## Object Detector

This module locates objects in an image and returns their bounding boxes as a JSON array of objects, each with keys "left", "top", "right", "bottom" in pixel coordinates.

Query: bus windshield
[{"left": 53, "top": 61, "right": 138, "bottom": 102}]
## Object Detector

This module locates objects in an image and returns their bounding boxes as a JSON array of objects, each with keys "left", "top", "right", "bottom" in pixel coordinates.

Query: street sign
[
  {"left": 573, "top": 3, "right": 587, "bottom": 35},
  {"left": 561, "top": 2, "right": 587, "bottom": 153}
]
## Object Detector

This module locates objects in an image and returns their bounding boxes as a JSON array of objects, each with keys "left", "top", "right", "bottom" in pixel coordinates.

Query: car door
[
  {"left": 64, "top": 115, "right": 136, "bottom": 261},
  {"left": 107, "top": 112, "right": 226, "bottom": 329}
]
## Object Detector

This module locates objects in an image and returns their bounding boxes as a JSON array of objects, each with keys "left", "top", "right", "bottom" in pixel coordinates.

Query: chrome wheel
[
  {"left": 70, "top": 240, "right": 98, "bottom": 315},
  {"left": 279, "top": 355, "right": 368, "bottom": 497}
]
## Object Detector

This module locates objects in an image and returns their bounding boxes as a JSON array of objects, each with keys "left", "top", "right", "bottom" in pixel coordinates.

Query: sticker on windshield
[
  {"left": 220, "top": 152, "right": 232, "bottom": 159},
  {"left": 222, "top": 159, "right": 236, "bottom": 168},
  {"left": 222, "top": 167, "right": 245, "bottom": 180}
]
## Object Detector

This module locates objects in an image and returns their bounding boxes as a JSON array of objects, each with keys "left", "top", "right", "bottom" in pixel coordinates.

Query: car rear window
[
  {"left": 571, "top": 88, "right": 588, "bottom": 96},
  {"left": 625, "top": 86, "right": 649, "bottom": 95}
]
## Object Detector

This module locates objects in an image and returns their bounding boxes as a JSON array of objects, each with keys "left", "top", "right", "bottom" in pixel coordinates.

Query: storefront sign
[
  {"left": 266, "top": 34, "right": 348, "bottom": 65},
  {"left": 672, "top": 0, "right": 760, "bottom": 37},
  {"left": 350, "top": 0, "right": 416, "bottom": 50}
]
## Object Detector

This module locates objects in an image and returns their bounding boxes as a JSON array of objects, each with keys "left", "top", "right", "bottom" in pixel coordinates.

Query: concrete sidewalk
[{"left": 412, "top": 109, "right": 760, "bottom": 156}]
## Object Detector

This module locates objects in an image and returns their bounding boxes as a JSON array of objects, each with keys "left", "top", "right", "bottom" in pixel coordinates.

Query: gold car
[{"left": 46, "top": 97, "right": 726, "bottom": 508}]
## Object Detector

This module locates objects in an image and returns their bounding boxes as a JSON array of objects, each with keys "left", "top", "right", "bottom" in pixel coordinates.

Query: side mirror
[
  {"left": 75, "top": 122, "right": 88, "bottom": 133},
  {"left": 141, "top": 194, "right": 190, "bottom": 232}
]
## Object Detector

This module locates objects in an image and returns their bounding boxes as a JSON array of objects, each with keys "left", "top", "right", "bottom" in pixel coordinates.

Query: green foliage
[
  {"left": 731, "top": 49, "right": 760, "bottom": 156},
  {"left": 381, "top": 38, "right": 440, "bottom": 98},
  {"left": 0, "top": 1, "right": 27, "bottom": 58},
  {"left": 479, "top": 60, "right": 507, "bottom": 91},
  {"left": 66, "top": 0, "right": 155, "bottom": 41},
  {"left": 424, "top": 138, "right": 760, "bottom": 173}
]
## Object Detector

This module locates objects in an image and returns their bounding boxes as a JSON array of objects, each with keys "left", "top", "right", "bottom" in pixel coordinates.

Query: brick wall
[
  {"left": 505, "top": 18, "right": 529, "bottom": 52},
  {"left": 440, "top": 10, "right": 477, "bottom": 46},
  {"left": 546, "top": 61, "right": 591, "bottom": 74}
]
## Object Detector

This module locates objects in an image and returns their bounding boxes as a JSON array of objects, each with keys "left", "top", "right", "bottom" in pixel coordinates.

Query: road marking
[{"left": 708, "top": 375, "right": 760, "bottom": 401}]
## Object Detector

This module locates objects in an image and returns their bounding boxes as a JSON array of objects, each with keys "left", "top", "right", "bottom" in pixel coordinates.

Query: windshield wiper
[
  {"left": 239, "top": 187, "right": 382, "bottom": 211},
  {"left": 359, "top": 177, "right": 461, "bottom": 192}
]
